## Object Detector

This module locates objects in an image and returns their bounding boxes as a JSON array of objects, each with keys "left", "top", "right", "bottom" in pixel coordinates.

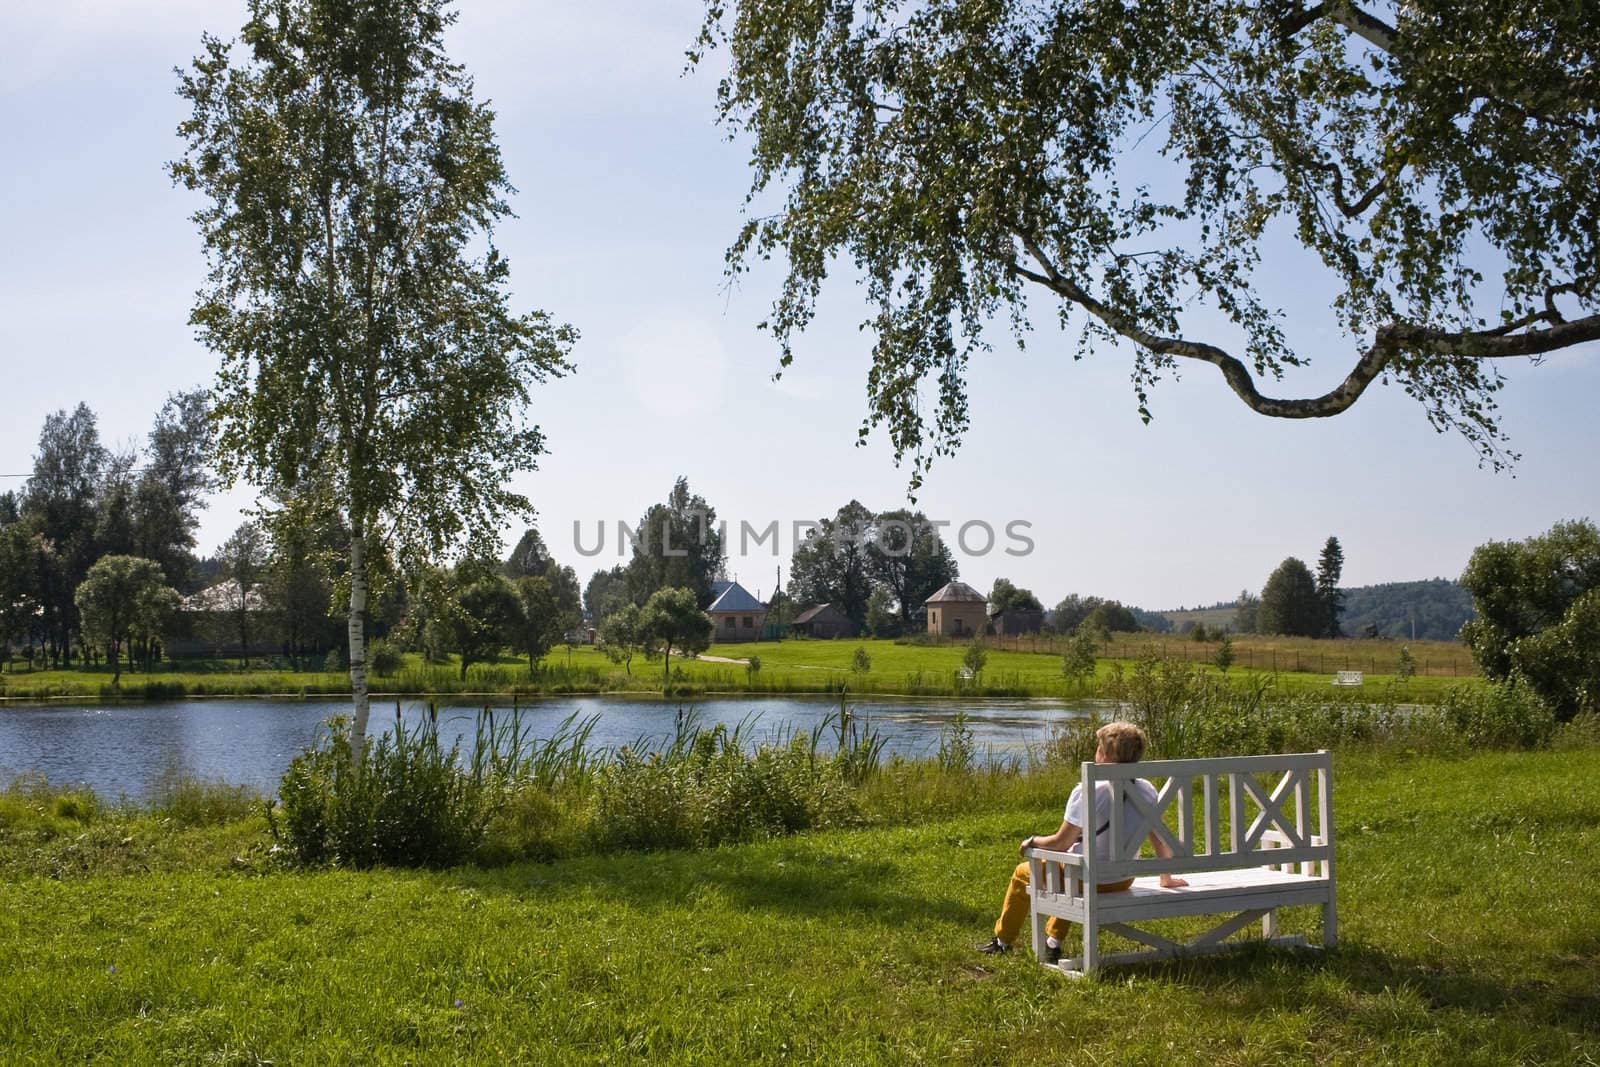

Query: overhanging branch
[{"left": 1011, "top": 231, "right": 1600, "bottom": 419}]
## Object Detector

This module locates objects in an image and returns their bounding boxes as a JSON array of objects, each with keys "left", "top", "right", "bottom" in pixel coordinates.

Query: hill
[
  {"left": 1338, "top": 578, "right": 1474, "bottom": 641},
  {"left": 1156, "top": 579, "right": 1474, "bottom": 641}
]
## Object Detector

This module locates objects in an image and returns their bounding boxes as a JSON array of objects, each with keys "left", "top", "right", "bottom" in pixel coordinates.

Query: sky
[{"left": 1, "top": 1, "right": 1595, "bottom": 612}]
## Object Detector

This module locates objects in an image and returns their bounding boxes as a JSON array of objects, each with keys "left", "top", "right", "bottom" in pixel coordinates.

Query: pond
[{"left": 0, "top": 695, "right": 1106, "bottom": 801}]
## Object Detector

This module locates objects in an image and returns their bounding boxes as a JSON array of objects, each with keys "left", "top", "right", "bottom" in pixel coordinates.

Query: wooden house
[{"left": 792, "top": 603, "right": 858, "bottom": 639}]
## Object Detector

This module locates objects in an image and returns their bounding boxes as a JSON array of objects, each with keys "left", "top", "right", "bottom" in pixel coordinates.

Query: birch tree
[
  {"left": 174, "top": 0, "right": 574, "bottom": 757},
  {"left": 698, "top": 0, "right": 1600, "bottom": 487}
]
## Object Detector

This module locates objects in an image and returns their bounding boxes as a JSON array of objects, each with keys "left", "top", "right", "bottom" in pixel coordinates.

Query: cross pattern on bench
[{"left": 1103, "top": 766, "right": 1320, "bottom": 864}]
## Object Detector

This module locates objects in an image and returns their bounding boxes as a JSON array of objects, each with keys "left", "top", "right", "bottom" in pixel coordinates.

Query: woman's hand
[{"left": 1018, "top": 835, "right": 1036, "bottom": 857}]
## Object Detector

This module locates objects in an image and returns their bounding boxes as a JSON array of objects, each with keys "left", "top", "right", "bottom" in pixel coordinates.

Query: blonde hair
[{"left": 1095, "top": 721, "right": 1147, "bottom": 764}]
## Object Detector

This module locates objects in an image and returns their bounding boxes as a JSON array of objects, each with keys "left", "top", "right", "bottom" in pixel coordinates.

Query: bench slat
[
  {"left": 1093, "top": 846, "right": 1330, "bottom": 881},
  {"left": 1092, "top": 752, "right": 1331, "bottom": 778}
]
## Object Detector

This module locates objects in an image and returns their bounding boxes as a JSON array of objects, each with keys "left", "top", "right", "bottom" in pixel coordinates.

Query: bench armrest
[{"left": 1023, "top": 847, "right": 1085, "bottom": 866}]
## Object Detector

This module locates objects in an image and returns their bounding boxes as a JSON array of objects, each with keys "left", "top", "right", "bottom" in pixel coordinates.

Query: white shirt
[{"left": 1064, "top": 777, "right": 1159, "bottom": 861}]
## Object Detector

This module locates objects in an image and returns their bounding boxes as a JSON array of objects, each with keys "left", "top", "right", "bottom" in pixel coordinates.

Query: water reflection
[{"left": 0, "top": 695, "right": 1104, "bottom": 801}]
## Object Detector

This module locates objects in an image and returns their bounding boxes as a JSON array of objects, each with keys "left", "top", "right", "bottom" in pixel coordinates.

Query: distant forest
[
  {"left": 1336, "top": 579, "right": 1474, "bottom": 641},
  {"left": 1156, "top": 578, "right": 1474, "bottom": 641}
]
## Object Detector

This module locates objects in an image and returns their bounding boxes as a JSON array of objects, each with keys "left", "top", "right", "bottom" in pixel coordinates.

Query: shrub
[
  {"left": 368, "top": 639, "right": 403, "bottom": 678},
  {"left": 851, "top": 646, "right": 871, "bottom": 673},
  {"left": 962, "top": 641, "right": 988, "bottom": 681},
  {"left": 1396, "top": 645, "right": 1417, "bottom": 680},
  {"left": 278, "top": 708, "right": 494, "bottom": 868},
  {"left": 1214, "top": 633, "right": 1235, "bottom": 673},
  {"left": 1438, "top": 679, "right": 1557, "bottom": 751}
]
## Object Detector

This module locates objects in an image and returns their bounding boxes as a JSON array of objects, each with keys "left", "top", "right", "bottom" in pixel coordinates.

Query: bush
[
  {"left": 278, "top": 708, "right": 494, "bottom": 868},
  {"left": 368, "top": 639, "right": 403, "bottom": 678},
  {"left": 1397, "top": 645, "right": 1417, "bottom": 680},
  {"left": 962, "top": 641, "right": 988, "bottom": 680},
  {"left": 1438, "top": 679, "right": 1557, "bottom": 750}
]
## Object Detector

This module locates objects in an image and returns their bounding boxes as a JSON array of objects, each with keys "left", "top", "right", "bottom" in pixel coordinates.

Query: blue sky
[{"left": 1, "top": 1, "right": 1594, "bottom": 610}]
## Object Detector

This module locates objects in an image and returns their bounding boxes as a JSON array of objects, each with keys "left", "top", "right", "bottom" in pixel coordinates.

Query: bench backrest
[
  {"left": 1333, "top": 670, "right": 1363, "bottom": 686},
  {"left": 1079, "top": 751, "right": 1333, "bottom": 882}
]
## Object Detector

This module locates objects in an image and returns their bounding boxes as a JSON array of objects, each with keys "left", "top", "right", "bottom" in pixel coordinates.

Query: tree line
[{"left": 0, "top": 397, "right": 211, "bottom": 673}]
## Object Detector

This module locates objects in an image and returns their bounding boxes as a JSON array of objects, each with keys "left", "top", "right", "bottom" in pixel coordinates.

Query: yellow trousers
[{"left": 994, "top": 861, "right": 1135, "bottom": 946}]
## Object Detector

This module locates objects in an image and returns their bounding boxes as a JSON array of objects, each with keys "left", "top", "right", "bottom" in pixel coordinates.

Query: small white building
[{"left": 925, "top": 580, "right": 987, "bottom": 637}]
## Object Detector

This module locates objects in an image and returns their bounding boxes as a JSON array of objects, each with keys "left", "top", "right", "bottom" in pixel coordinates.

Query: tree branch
[
  {"left": 1011, "top": 230, "right": 1600, "bottom": 419},
  {"left": 1283, "top": 1, "right": 1397, "bottom": 53}
]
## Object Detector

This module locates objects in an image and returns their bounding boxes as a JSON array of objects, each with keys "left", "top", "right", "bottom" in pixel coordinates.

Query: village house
[
  {"left": 707, "top": 579, "right": 768, "bottom": 642},
  {"left": 924, "top": 580, "right": 988, "bottom": 637},
  {"left": 990, "top": 608, "right": 1044, "bottom": 636},
  {"left": 791, "top": 603, "right": 858, "bottom": 639}
]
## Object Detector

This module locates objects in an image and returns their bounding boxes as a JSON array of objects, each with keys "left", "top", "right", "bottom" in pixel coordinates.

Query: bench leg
[
  {"left": 1030, "top": 900, "right": 1046, "bottom": 963},
  {"left": 1323, "top": 897, "right": 1338, "bottom": 948},
  {"left": 1262, "top": 908, "right": 1278, "bottom": 939},
  {"left": 1081, "top": 915, "right": 1099, "bottom": 977}
]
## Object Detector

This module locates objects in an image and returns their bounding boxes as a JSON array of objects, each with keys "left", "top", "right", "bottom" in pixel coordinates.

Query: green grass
[
  {"left": 1, "top": 749, "right": 1596, "bottom": 1062},
  {"left": 0, "top": 636, "right": 1482, "bottom": 704}
]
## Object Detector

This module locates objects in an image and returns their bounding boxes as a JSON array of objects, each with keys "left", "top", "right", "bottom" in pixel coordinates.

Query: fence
[{"left": 959, "top": 632, "right": 1477, "bottom": 678}]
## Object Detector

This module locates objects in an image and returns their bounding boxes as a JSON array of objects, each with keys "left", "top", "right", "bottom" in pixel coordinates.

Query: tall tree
[
  {"left": 1258, "top": 558, "right": 1324, "bottom": 637},
  {"left": 866, "top": 508, "right": 957, "bottom": 628},
  {"left": 504, "top": 527, "right": 554, "bottom": 579},
  {"left": 988, "top": 578, "right": 1043, "bottom": 615},
  {"left": 698, "top": 1, "right": 1600, "bottom": 487},
  {"left": 218, "top": 520, "right": 270, "bottom": 666},
  {"left": 584, "top": 564, "right": 631, "bottom": 624},
  {"left": 131, "top": 389, "right": 215, "bottom": 590},
  {"left": 23, "top": 403, "right": 108, "bottom": 664},
  {"left": 1461, "top": 519, "right": 1600, "bottom": 722},
  {"left": 1232, "top": 589, "right": 1261, "bottom": 635},
  {"left": 449, "top": 571, "right": 521, "bottom": 679},
  {"left": 174, "top": 0, "right": 575, "bottom": 757},
  {"left": 788, "top": 500, "right": 875, "bottom": 630},
  {"left": 1316, "top": 536, "right": 1346, "bottom": 638},
  {"left": 262, "top": 502, "right": 342, "bottom": 670},
  {"left": 624, "top": 478, "right": 726, "bottom": 607},
  {"left": 512, "top": 575, "right": 565, "bottom": 671}
]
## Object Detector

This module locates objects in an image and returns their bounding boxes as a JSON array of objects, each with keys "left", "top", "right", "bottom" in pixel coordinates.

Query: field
[
  {"left": 1, "top": 748, "right": 1596, "bottom": 1062},
  {"left": 0, "top": 634, "right": 1480, "bottom": 704}
]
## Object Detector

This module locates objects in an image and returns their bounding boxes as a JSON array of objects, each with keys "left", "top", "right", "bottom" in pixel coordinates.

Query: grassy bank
[
  {"left": 1, "top": 749, "right": 1596, "bottom": 1062},
  {"left": 0, "top": 636, "right": 1481, "bottom": 704}
]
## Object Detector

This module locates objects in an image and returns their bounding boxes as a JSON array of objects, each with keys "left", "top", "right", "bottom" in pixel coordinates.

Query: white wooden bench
[
  {"left": 1024, "top": 751, "right": 1335, "bottom": 977},
  {"left": 1332, "top": 670, "right": 1363, "bottom": 687}
]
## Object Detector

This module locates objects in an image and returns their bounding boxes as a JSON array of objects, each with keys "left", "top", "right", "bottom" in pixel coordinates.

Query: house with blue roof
[{"left": 707, "top": 579, "right": 768, "bottom": 642}]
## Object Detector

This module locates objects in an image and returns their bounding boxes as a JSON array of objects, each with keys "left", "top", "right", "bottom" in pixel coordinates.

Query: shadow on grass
[
  {"left": 447, "top": 844, "right": 989, "bottom": 930},
  {"left": 1104, "top": 937, "right": 1600, "bottom": 1036}
]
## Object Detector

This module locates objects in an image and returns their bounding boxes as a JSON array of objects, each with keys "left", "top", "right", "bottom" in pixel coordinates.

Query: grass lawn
[
  {"left": 0, "top": 635, "right": 1481, "bottom": 704},
  {"left": 2, "top": 749, "right": 1596, "bottom": 1063}
]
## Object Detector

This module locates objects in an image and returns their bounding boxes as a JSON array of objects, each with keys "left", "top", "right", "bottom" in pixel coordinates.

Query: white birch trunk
[{"left": 347, "top": 528, "right": 371, "bottom": 762}]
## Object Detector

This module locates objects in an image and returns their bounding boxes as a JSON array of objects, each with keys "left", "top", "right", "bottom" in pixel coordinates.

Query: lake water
[{"left": 0, "top": 695, "right": 1105, "bottom": 801}]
